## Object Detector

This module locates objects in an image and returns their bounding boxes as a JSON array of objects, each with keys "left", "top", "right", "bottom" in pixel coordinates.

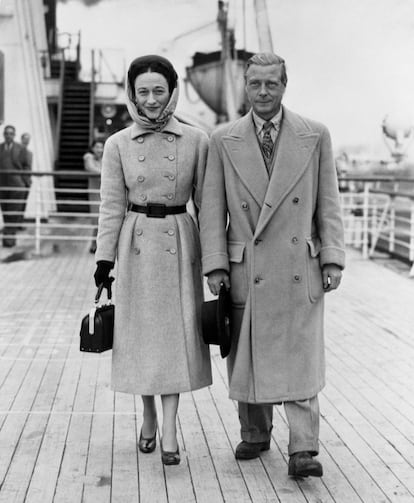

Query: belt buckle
[{"left": 147, "top": 203, "right": 166, "bottom": 218}]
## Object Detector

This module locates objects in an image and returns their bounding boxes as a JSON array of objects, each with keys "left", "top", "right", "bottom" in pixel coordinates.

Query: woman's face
[
  {"left": 92, "top": 142, "right": 104, "bottom": 158},
  {"left": 134, "top": 71, "right": 170, "bottom": 120}
]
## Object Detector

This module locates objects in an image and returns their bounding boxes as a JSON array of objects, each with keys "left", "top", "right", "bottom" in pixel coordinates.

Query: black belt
[{"left": 129, "top": 203, "right": 186, "bottom": 218}]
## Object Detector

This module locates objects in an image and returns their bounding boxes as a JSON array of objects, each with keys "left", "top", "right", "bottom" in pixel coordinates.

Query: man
[
  {"left": 0, "top": 125, "right": 31, "bottom": 247},
  {"left": 199, "top": 53, "right": 345, "bottom": 478}
]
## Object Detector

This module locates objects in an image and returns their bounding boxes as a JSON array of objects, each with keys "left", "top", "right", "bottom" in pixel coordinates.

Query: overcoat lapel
[
  {"left": 222, "top": 112, "right": 268, "bottom": 207},
  {"left": 255, "top": 109, "right": 320, "bottom": 237}
]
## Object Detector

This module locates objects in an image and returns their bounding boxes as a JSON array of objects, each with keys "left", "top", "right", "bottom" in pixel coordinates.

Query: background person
[
  {"left": 93, "top": 55, "right": 211, "bottom": 466},
  {"left": 83, "top": 139, "right": 104, "bottom": 253},
  {"left": 200, "top": 52, "right": 345, "bottom": 478},
  {"left": 0, "top": 125, "right": 31, "bottom": 247}
]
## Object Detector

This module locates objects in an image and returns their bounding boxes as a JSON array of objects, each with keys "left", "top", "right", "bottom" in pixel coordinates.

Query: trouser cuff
[{"left": 288, "top": 442, "right": 319, "bottom": 457}]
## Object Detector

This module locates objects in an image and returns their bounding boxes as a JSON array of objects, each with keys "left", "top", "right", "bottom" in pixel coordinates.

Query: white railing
[
  {"left": 1, "top": 172, "right": 414, "bottom": 276},
  {"left": 0, "top": 171, "right": 99, "bottom": 254},
  {"left": 339, "top": 176, "right": 414, "bottom": 277}
]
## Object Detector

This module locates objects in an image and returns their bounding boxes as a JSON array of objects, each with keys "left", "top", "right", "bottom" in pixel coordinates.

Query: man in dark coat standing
[
  {"left": 200, "top": 53, "right": 345, "bottom": 478},
  {"left": 0, "top": 125, "right": 31, "bottom": 247}
]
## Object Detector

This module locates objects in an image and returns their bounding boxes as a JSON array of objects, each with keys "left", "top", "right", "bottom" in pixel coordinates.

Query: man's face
[
  {"left": 245, "top": 64, "right": 286, "bottom": 120},
  {"left": 3, "top": 128, "right": 15, "bottom": 145},
  {"left": 21, "top": 134, "right": 30, "bottom": 147}
]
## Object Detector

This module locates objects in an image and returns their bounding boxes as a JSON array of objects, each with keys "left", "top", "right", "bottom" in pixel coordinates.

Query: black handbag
[{"left": 80, "top": 281, "right": 114, "bottom": 353}]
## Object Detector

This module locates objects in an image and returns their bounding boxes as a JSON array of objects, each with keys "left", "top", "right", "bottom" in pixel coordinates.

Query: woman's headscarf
[{"left": 125, "top": 54, "right": 179, "bottom": 131}]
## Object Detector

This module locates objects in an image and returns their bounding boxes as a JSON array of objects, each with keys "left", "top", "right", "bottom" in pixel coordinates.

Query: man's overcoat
[{"left": 200, "top": 107, "right": 345, "bottom": 404}]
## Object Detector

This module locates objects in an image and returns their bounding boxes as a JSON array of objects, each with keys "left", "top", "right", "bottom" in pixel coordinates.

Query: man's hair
[
  {"left": 4, "top": 125, "right": 16, "bottom": 133},
  {"left": 244, "top": 53, "right": 288, "bottom": 86}
]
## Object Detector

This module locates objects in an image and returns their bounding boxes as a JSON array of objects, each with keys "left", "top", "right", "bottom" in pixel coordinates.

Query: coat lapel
[
  {"left": 255, "top": 108, "right": 320, "bottom": 237},
  {"left": 222, "top": 111, "right": 268, "bottom": 207}
]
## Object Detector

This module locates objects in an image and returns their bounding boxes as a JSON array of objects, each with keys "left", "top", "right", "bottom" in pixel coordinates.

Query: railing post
[
  {"left": 389, "top": 198, "right": 395, "bottom": 254},
  {"left": 409, "top": 201, "right": 414, "bottom": 263},
  {"left": 361, "top": 183, "right": 370, "bottom": 259},
  {"left": 34, "top": 175, "right": 42, "bottom": 255}
]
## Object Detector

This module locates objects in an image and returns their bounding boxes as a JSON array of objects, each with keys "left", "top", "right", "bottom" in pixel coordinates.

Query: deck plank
[{"left": 0, "top": 247, "right": 413, "bottom": 502}]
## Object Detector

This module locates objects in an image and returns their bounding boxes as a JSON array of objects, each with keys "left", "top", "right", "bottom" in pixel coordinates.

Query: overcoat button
[
  {"left": 241, "top": 202, "right": 249, "bottom": 210},
  {"left": 136, "top": 228, "right": 143, "bottom": 236},
  {"left": 137, "top": 175, "right": 145, "bottom": 182},
  {"left": 168, "top": 155, "right": 175, "bottom": 161},
  {"left": 140, "top": 194, "right": 147, "bottom": 201},
  {"left": 293, "top": 197, "right": 299, "bottom": 204},
  {"left": 137, "top": 137, "right": 144, "bottom": 143},
  {"left": 167, "top": 194, "right": 174, "bottom": 200},
  {"left": 134, "top": 248, "right": 140, "bottom": 255},
  {"left": 138, "top": 155, "right": 145, "bottom": 161},
  {"left": 254, "top": 276, "right": 261, "bottom": 284},
  {"left": 292, "top": 236, "right": 298, "bottom": 244},
  {"left": 169, "top": 248, "right": 176, "bottom": 254},
  {"left": 254, "top": 239, "right": 261, "bottom": 245},
  {"left": 168, "top": 229, "right": 175, "bottom": 236},
  {"left": 168, "top": 174, "right": 176, "bottom": 181},
  {"left": 294, "top": 275, "right": 301, "bottom": 281},
  {"left": 167, "top": 136, "right": 174, "bottom": 142}
]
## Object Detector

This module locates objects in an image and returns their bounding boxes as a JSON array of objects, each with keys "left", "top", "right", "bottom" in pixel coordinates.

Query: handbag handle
[{"left": 95, "top": 277, "right": 114, "bottom": 303}]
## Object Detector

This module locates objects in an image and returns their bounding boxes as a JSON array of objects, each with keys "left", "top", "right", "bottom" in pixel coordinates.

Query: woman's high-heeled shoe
[
  {"left": 138, "top": 430, "right": 157, "bottom": 453},
  {"left": 161, "top": 442, "right": 180, "bottom": 465}
]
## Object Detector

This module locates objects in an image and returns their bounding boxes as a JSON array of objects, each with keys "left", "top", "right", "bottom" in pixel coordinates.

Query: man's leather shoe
[
  {"left": 235, "top": 440, "right": 270, "bottom": 460},
  {"left": 288, "top": 451, "right": 323, "bottom": 478}
]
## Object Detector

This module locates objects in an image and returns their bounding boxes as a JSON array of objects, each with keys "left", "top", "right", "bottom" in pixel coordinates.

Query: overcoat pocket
[
  {"left": 228, "top": 241, "right": 248, "bottom": 306},
  {"left": 306, "top": 236, "right": 324, "bottom": 302}
]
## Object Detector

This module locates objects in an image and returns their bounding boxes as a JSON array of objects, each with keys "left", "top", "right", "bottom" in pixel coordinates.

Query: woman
[
  {"left": 93, "top": 55, "right": 211, "bottom": 465},
  {"left": 83, "top": 139, "right": 104, "bottom": 253}
]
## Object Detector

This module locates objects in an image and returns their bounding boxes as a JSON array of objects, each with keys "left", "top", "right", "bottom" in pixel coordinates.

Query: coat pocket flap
[
  {"left": 228, "top": 241, "right": 245, "bottom": 263},
  {"left": 306, "top": 236, "right": 322, "bottom": 258}
]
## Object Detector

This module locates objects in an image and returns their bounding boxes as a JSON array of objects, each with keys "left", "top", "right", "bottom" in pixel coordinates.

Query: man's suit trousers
[{"left": 238, "top": 395, "right": 320, "bottom": 456}]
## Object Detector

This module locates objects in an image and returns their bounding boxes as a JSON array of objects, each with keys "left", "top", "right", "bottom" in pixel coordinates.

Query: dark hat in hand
[{"left": 201, "top": 285, "right": 232, "bottom": 358}]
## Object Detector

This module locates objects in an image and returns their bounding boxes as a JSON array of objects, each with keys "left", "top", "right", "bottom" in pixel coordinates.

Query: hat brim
[{"left": 201, "top": 285, "right": 232, "bottom": 358}]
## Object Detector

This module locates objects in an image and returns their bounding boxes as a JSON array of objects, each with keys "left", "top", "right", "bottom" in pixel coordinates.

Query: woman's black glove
[{"left": 94, "top": 260, "right": 115, "bottom": 288}]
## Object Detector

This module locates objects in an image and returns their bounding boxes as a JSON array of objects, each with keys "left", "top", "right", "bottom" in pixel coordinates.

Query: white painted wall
[{"left": 0, "top": 0, "right": 55, "bottom": 217}]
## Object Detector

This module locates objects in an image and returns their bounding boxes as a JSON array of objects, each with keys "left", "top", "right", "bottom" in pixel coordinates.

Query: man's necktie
[{"left": 262, "top": 121, "right": 274, "bottom": 159}]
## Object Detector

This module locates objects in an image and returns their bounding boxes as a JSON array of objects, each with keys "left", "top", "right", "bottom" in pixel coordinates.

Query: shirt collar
[{"left": 252, "top": 107, "right": 283, "bottom": 135}]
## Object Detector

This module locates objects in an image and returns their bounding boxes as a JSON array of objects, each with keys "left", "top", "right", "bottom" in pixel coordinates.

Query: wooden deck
[{"left": 0, "top": 243, "right": 413, "bottom": 502}]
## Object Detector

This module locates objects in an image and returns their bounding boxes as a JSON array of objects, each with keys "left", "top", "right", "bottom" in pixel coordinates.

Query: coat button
[
  {"left": 140, "top": 194, "right": 147, "bottom": 201},
  {"left": 168, "top": 229, "right": 175, "bottom": 236},
  {"left": 134, "top": 248, "right": 140, "bottom": 255},
  {"left": 168, "top": 174, "right": 176, "bottom": 181},
  {"left": 137, "top": 175, "right": 145, "bottom": 182},
  {"left": 137, "top": 137, "right": 144, "bottom": 143},
  {"left": 168, "top": 155, "right": 175, "bottom": 161},
  {"left": 138, "top": 155, "right": 145, "bottom": 161},
  {"left": 293, "top": 274, "right": 301, "bottom": 282},
  {"left": 169, "top": 248, "right": 176, "bottom": 254},
  {"left": 167, "top": 193, "right": 174, "bottom": 200},
  {"left": 241, "top": 202, "right": 249, "bottom": 210},
  {"left": 254, "top": 276, "right": 262, "bottom": 284},
  {"left": 293, "top": 197, "right": 299, "bottom": 204},
  {"left": 167, "top": 136, "right": 174, "bottom": 142},
  {"left": 136, "top": 228, "right": 143, "bottom": 236},
  {"left": 254, "top": 239, "right": 261, "bottom": 245},
  {"left": 291, "top": 236, "right": 298, "bottom": 244}
]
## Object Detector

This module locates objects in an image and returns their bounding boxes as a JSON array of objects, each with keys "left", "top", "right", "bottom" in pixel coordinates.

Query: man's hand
[
  {"left": 322, "top": 264, "right": 342, "bottom": 292},
  {"left": 207, "top": 269, "right": 230, "bottom": 296}
]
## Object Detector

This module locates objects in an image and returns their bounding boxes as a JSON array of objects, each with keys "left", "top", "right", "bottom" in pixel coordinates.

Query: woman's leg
[
  {"left": 160, "top": 393, "right": 179, "bottom": 451},
  {"left": 141, "top": 395, "right": 157, "bottom": 437}
]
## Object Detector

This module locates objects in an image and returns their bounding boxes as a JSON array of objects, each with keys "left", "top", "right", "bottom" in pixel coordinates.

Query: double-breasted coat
[
  {"left": 199, "top": 107, "right": 345, "bottom": 404},
  {"left": 96, "top": 117, "right": 212, "bottom": 395}
]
